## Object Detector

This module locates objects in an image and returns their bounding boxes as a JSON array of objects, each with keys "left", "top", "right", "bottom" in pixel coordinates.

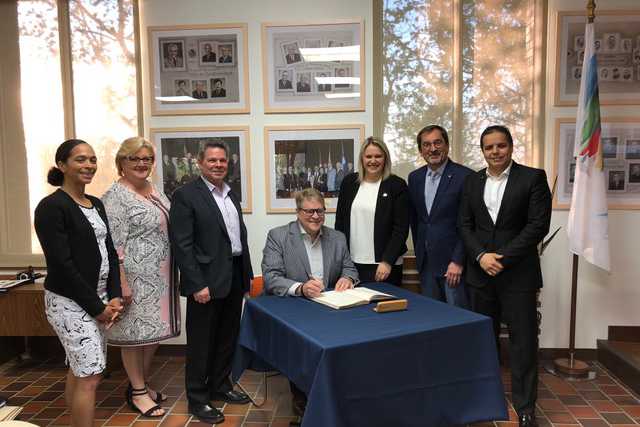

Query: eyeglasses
[
  {"left": 421, "top": 140, "right": 445, "bottom": 149},
  {"left": 298, "top": 208, "right": 326, "bottom": 216},
  {"left": 127, "top": 156, "right": 155, "bottom": 164}
]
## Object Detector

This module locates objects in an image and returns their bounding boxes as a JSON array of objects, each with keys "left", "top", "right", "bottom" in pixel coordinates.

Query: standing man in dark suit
[
  {"left": 170, "top": 141, "right": 253, "bottom": 424},
  {"left": 408, "top": 125, "right": 472, "bottom": 306},
  {"left": 458, "top": 125, "right": 551, "bottom": 427}
]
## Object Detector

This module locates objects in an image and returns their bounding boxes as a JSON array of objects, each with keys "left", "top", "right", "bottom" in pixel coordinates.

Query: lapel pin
[{"left": 382, "top": 193, "right": 388, "bottom": 197}]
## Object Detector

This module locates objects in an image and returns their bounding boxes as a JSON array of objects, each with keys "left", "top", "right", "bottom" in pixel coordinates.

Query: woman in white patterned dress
[
  {"left": 102, "top": 137, "right": 180, "bottom": 418},
  {"left": 35, "top": 139, "right": 123, "bottom": 427}
]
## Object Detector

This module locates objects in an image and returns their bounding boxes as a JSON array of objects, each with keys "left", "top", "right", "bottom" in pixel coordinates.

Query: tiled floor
[{"left": 1, "top": 356, "right": 639, "bottom": 426}]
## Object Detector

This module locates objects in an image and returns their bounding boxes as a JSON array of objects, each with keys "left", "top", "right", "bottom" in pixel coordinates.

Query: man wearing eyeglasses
[
  {"left": 262, "top": 187, "right": 358, "bottom": 418},
  {"left": 169, "top": 141, "right": 252, "bottom": 424},
  {"left": 408, "top": 125, "right": 472, "bottom": 308}
]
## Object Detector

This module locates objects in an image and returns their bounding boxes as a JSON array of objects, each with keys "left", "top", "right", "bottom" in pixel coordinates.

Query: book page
[
  {"left": 348, "top": 287, "right": 395, "bottom": 302},
  {"left": 312, "top": 290, "right": 366, "bottom": 308}
]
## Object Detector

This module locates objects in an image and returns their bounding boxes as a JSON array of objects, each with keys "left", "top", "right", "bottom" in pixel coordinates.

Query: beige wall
[
  {"left": 140, "top": 0, "right": 374, "bottom": 344},
  {"left": 540, "top": 0, "right": 640, "bottom": 349},
  {"left": 8, "top": 0, "right": 633, "bottom": 347}
]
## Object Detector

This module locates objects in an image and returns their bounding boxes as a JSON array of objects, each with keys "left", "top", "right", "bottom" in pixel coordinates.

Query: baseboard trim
[{"left": 539, "top": 348, "right": 597, "bottom": 361}]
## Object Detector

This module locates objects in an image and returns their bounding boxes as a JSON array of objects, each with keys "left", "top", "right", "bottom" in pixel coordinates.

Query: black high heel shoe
[
  {"left": 128, "top": 386, "right": 164, "bottom": 418},
  {"left": 146, "top": 382, "right": 167, "bottom": 404},
  {"left": 125, "top": 383, "right": 132, "bottom": 406}
]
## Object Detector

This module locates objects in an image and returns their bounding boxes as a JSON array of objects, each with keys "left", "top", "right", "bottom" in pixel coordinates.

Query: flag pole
[{"left": 551, "top": 0, "right": 596, "bottom": 378}]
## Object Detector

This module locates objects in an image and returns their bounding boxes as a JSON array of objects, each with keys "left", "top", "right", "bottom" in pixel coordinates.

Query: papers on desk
[
  {"left": 0, "top": 405, "right": 23, "bottom": 421},
  {"left": 0, "top": 279, "right": 31, "bottom": 293},
  {"left": 310, "top": 286, "right": 396, "bottom": 310}
]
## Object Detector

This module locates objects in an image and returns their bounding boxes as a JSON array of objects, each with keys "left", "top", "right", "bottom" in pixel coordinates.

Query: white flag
[{"left": 567, "top": 22, "right": 610, "bottom": 271}]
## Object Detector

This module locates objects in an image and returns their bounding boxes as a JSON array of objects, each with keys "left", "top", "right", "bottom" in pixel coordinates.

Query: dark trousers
[
  {"left": 468, "top": 284, "right": 538, "bottom": 415},
  {"left": 420, "top": 266, "right": 469, "bottom": 309},
  {"left": 290, "top": 380, "right": 307, "bottom": 417},
  {"left": 185, "top": 256, "right": 244, "bottom": 406},
  {"left": 353, "top": 263, "right": 403, "bottom": 287}
]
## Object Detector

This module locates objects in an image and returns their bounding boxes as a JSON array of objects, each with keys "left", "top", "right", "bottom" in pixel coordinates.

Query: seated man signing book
[
  {"left": 262, "top": 187, "right": 359, "bottom": 420},
  {"left": 262, "top": 187, "right": 359, "bottom": 299}
]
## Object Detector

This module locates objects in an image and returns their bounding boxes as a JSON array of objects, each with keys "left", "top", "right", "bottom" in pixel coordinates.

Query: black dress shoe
[
  {"left": 211, "top": 389, "right": 251, "bottom": 404},
  {"left": 518, "top": 413, "right": 538, "bottom": 427},
  {"left": 189, "top": 403, "right": 225, "bottom": 423}
]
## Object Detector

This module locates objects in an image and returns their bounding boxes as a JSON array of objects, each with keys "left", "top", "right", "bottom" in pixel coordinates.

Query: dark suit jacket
[
  {"left": 458, "top": 162, "right": 551, "bottom": 291},
  {"left": 278, "top": 79, "right": 293, "bottom": 89},
  {"left": 408, "top": 160, "right": 472, "bottom": 276},
  {"left": 335, "top": 173, "right": 409, "bottom": 265},
  {"left": 192, "top": 90, "right": 208, "bottom": 99},
  {"left": 164, "top": 160, "right": 177, "bottom": 182},
  {"left": 296, "top": 82, "right": 310, "bottom": 92},
  {"left": 34, "top": 189, "right": 121, "bottom": 317},
  {"left": 211, "top": 88, "right": 226, "bottom": 98},
  {"left": 202, "top": 53, "right": 216, "bottom": 62},
  {"left": 170, "top": 177, "right": 253, "bottom": 298},
  {"left": 286, "top": 53, "right": 301, "bottom": 63}
]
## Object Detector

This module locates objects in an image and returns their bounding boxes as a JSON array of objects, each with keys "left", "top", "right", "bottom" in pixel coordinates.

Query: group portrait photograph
[{"left": 0, "top": 0, "right": 639, "bottom": 427}]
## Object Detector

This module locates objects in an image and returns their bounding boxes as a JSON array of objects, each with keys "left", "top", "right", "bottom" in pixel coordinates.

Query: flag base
[
  {"left": 553, "top": 357, "right": 590, "bottom": 376},
  {"left": 544, "top": 359, "right": 596, "bottom": 381}
]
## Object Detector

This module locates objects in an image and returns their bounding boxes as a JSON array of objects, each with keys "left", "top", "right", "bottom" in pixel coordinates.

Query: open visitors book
[
  {"left": 310, "top": 286, "right": 397, "bottom": 310},
  {"left": 0, "top": 279, "right": 31, "bottom": 293}
]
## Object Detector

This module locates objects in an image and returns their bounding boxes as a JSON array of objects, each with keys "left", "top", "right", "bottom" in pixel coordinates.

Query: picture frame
[
  {"left": 262, "top": 19, "right": 365, "bottom": 113},
  {"left": 148, "top": 24, "right": 250, "bottom": 115},
  {"left": 150, "top": 126, "right": 252, "bottom": 213},
  {"left": 555, "top": 11, "right": 640, "bottom": 106},
  {"left": 552, "top": 117, "right": 640, "bottom": 210},
  {"left": 264, "top": 124, "right": 364, "bottom": 213}
]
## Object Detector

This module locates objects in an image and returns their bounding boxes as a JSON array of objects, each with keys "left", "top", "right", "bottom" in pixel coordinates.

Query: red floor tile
[{"left": 4, "top": 357, "right": 640, "bottom": 426}]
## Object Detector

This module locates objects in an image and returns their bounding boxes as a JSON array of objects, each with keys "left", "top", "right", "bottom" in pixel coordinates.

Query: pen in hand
[{"left": 304, "top": 275, "right": 324, "bottom": 298}]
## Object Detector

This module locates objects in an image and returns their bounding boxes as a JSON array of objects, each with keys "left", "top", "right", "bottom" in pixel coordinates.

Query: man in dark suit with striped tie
[{"left": 408, "top": 125, "right": 472, "bottom": 307}]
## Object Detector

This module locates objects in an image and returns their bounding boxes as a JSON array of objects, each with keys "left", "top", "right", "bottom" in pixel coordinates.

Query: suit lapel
[
  {"left": 412, "top": 166, "right": 428, "bottom": 218},
  {"left": 495, "top": 162, "right": 519, "bottom": 226},
  {"left": 320, "top": 227, "right": 333, "bottom": 286},
  {"left": 477, "top": 172, "right": 494, "bottom": 225},
  {"left": 289, "top": 222, "right": 312, "bottom": 277},
  {"left": 196, "top": 178, "right": 230, "bottom": 241}
]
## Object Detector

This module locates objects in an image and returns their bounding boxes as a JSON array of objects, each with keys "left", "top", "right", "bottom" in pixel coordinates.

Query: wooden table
[{"left": 0, "top": 280, "right": 54, "bottom": 336}]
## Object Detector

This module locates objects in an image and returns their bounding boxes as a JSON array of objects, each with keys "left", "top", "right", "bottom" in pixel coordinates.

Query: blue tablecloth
[{"left": 232, "top": 283, "right": 508, "bottom": 427}]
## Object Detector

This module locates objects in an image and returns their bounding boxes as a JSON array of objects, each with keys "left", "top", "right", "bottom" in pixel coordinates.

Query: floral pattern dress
[
  {"left": 102, "top": 181, "right": 180, "bottom": 346},
  {"left": 45, "top": 205, "right": 110, "bottom": 376}
]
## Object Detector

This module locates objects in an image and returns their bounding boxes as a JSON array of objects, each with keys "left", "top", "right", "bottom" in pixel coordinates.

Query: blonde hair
[
  {"left": 294, "top": 188, "right": 325, "bottom": 210},
  {"left": 115, "top": 137, "right": 155, "bottom": 176},
  {"left": 357, "top": 136, "right": 392, "bottom": 182}
]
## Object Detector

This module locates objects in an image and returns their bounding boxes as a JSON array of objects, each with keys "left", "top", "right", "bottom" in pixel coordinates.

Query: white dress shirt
[
  {"left": 201, "top": 176, "right": 242, "bottom": 255},
  {"left": 483, "top": 162, "right": 512, "bottom": 224},
  {"left": 288, "top": 222, "right": 324, "bottom": 296}
]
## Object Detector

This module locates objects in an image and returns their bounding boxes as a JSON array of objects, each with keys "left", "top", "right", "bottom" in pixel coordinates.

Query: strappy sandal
[
  {"left": 128, "top": 386, "right": 164, "bottom": 418},
  {"left": 125, "top": 383, "right": 132, "bottom": 406},
  {"left": 146, "top": 382, "right": 167, "bottom": 403}
]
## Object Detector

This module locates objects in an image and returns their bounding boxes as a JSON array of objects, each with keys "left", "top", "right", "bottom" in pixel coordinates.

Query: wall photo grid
[
  {"left": 553, "top": 118, "right": 640, "bottom": 210},
  {"left": 148, "top": 24, "right": 250, "bottom": 115},
  {"left": 150, "top": 127, "right": 253, "bottom": 213},
  {"left": 555, "top": 10, "right": 640, "bottom": 106},
  {"left": 147, "top": 19, "right": 367, "bottom": 215}
]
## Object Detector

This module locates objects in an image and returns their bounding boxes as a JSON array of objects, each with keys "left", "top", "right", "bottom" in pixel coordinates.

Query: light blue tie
[{"left": 425, "top": 170, "right": 439, "bottom": 214}]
